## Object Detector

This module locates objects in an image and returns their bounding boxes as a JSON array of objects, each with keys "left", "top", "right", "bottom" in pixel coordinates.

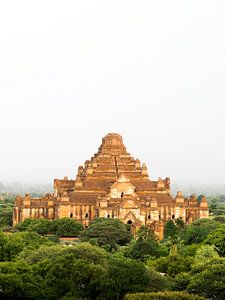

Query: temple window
[
  {"left": 127, "top": 220, "right": 132, "bottom": 224},
  {"left": 121, "top": 192, "right": 124, "bottom": 199},
  {"left": 159, "top": 214, "right": 161, "bottom": 220},
  {"left": 148, "top": 214, "right": 151, "bottom": 219},
  {"left": 107, "top": 214, "right": 110, "bottom": 218},
  {"left": 70, "top": 213, "right": 73, "bottom": 218},
  {"left": 85, "top": 213, "right": 88, "bottom": 218},
  {"left": 172, "top": 214, "right": 175, "bottom": 219}
]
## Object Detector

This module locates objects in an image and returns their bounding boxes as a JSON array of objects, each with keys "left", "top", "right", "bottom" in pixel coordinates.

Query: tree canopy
[
  {"left": 1, "top": 209, "right": 225, "bottom": 299},
  {"left": 79, "top": 218, "right": 132, "bottom": 251},
  {"left": 15, "top": 217, "right": 83, "bottom": 237}
]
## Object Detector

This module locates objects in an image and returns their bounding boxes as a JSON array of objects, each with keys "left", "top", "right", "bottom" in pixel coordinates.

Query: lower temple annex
[{"left": 13, "top": 133, "right": 209, "bottom": 238}]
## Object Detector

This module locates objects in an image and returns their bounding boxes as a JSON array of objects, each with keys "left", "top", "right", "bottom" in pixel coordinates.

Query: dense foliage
[
  {"left": 208, "top": 195, "right": 225, "bottom": 216},
  {"left": 15, "top": 217, "right": 83, "bottom": 237},
  {"left": 1, "top": 201, "right": 225, "bottom": 299},
  {"left": 125, "top": 291, "right": 206, "bottom": 300},
  {"left": 79, "top": 218, "right": 132, "bottom": 251},
  {"left": 0, "top": 194, "right": 14, "bottom": 228}
]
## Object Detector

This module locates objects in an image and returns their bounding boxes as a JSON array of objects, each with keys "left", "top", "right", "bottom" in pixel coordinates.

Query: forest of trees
[
  {"left": 1, "top": 210, "right": 225, "bottom": 299},
  {"left": 1, "top": 193, "right": 225, "bottom": 299}
]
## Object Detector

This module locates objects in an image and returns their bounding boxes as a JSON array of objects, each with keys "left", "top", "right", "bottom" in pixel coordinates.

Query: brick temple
[{"left": 13, "top": 133, "right": 209, "bottom": 238}]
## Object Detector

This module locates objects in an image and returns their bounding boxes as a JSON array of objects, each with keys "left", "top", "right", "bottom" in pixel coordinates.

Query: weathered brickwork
[{"left": 13, "top": 133, "right": 209, "bottom": 239}]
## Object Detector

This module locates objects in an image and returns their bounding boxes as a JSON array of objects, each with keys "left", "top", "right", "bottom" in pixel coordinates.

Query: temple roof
[
  {"left": 98, "top": 133, "right": 126, "bottom": 156},
  {"left": 53, "top": 133, "right": 171, "bottom": 203},
  {"left": 78, "top": 133, "right": 150, "bottom": 181}
]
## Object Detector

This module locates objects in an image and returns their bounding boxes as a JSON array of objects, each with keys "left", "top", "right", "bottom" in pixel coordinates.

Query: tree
[
  {"left": 129, "top": 226, "right": 160, "bottom": 261},
  {"left": 0, "top": 232, "right": 7, "bottom": 261},
  {"left": 0, "top": 207, "right": 13, "bottom": 227},
  {"left": 192, "top": 245, "right": 219, "bottom": 268},
  {"left": 80, "top": 218, "right": 132, "bottom": 251},
  {"left": 50, "top": 218, "right": 83, "bottom": 237},
  {"left": 0, "top": 231, "right": 52, "bottom": 262},
  {"left": 0, "top": 260, "right": 49, "bottom": 299},
  {"left": 164, "top": 220, "right": 179, "bottom": 239},
  {"left": 180, "top": 219, "right": 219, "bottom": 245},
  {"left": 26, "top": 219, "right": 52, "bottom": 235},
  {"left": 213, "top": 216, "right": 225, "bottom": 223},
  {"left": 1, "top": 243, "right": 108, "bottom": 299},
  {"left": 147, "top": 254, "right": 193, "bottom": 277},
  {"left": 178, "top": 244, "right": 200, "bottom": 257},
  {"left": 15, "top": 218, "right": 35, "bottom": 231},
  {"left": 204, "top": 225, "right": 225, "bottom": 256},
  {"left": 164, "top": 220, "right": 183, "bottom": 255},
  {"left": 0, "top": 194, "right": 14, "bottom": 228},
  {"left": 18, "top": 242, "right": 108, "bottom": 267},
  {"left": 39, "top": 256, "right": 106, "bottom": 299},
  {"left": 187, "top": 258, "right": 225, "bottom": 300},
  {"left": 102, "top": 255, "right": 150, "bottom": 299}
]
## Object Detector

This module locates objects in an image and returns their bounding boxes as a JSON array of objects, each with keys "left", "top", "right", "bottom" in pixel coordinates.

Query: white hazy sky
[{"left": 0, "top": 0, "right": 225, "bottom": 186}]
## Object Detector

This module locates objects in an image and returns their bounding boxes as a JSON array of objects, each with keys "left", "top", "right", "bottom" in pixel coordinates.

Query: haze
[{"left": 0, "top": 0, "right": 225, "bottom": 188}]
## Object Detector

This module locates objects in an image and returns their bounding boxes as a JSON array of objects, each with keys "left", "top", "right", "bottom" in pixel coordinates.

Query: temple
[{"left": 13, "top": 133, "right": 209, "bottom": 238}]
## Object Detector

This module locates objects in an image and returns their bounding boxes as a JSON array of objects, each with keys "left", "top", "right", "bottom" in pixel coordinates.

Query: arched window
[
  {"left": 172, "top": 214, "right": 175, "bottom": 219},
  {"left": 107, "top": 214, "right": 110, "bottom": 218},
  {"left": 121, "top": 192, "right": 124, "bottom": 199},
  {"left": 159, "top": 214, "right": 161, "bottom": 220},
  {"left": 85, "top": 213, "right": 88, "bottom": 218},
  {"left": 148, "top": 214, "right": 151, "bottom": 219},
  {"left": 70, "top": 213, "right": 73, "bottom": 218},
  {"left": 127, "top": 220, "right": 132, "bottom": 224}
]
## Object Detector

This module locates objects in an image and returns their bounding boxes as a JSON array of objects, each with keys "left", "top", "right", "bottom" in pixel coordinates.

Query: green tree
[
  {"left": 0, "top": 207, "right": 13, "bottom": 227},
  {"left": 80, "top": 218, "right": 132, "bottom": 251},
  {"left": 38, "top": 256, "right": 106, "bottom": 299},
  {"left": 0, "top": 231, "right": 52, "bottom": 261},
  {"left": 102, "top": 255, "right": 150, "bottom": 299},
  {"left": 178, "top": 244, "right": 200, "bottom": 257},
  {"left": 147, "top": 254, "right": 193, "bottom": 277},
  {"left": 164, "top": 220, "right": 179, "bottom": 239},
  {"left": 213, "top": 216, "right": 225, "bottom": 223},
  {"left": 187, "top": 258, "right": 225, "bottom": 300},
  {"left": 9, "top": 243, "right": 108, "bottom": 299},
  {"left": 50, "top": 218, "right": 83, "bottom": 237},
  {"left": 180, "top": 219, "right": 219, "bottom": 245},
  {"left": 26, "top": 218, "right": 52, "bottom": 235},
  {"left": 164, "top": 220, "right": 183, "bottom": 255},
  {"left": 19, "top": 242, "right": 108, "bottom": 265},
  {"left": 129, "top": 226, "right": 160, "bottom": 261},
  {"left": 0, "top": 260, "right": 49, "bottom": 299},
  {"left": 15, "top": 218, "right": 34, "bottom": 231},
  {"left": 204, "top": 224, "right": 225, "bottom": 256},
  {"left": 192, "top": 245, "right": 219, "bottom": 268},
  {"left": 0, "top": 232, "right": 7, "bottom": 261}
]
